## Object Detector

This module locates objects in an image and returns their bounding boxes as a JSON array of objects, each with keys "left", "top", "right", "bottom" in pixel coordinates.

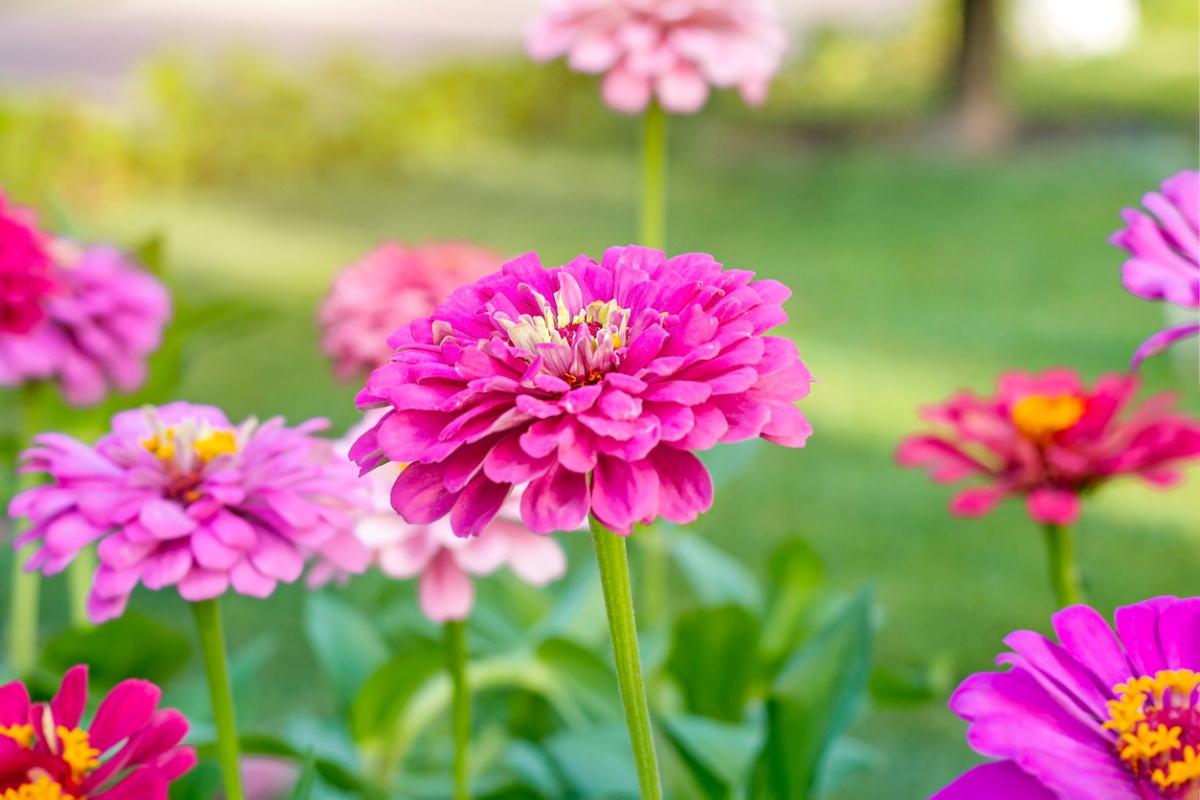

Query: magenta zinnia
[
  {"left": 0, "top": 192, "right": 58, "bottom": 336},
  {"left": 9, "top": 402, "right": 369, "bottom": 623},
  {"left": 352, "top": 245, "right": 812, "bottom": 537},
  {"left": 934, "top": 596, "right": 1200, "bottom": 800},
  {"left": 0, "top": 665, "right": 195, "bottom": 800}
]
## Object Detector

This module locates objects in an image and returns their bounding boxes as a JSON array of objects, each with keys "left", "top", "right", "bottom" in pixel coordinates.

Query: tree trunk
[{"left": 952, "top": 0, "right": 1014, "bottom": 155}]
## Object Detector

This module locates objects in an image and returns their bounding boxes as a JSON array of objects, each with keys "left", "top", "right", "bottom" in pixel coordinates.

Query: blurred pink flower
[
  {"left": 318, "top": 241, "right": 506, "bottom": 381},
  {"left": 0, "top": 244, "right": 172, "bottom": 406},
  {"left": 0, "top": 192, "right": 58, "bottom": 335},
  {"left": 526, "top": 0, "right": 787, "bottom": 115},
  {"left": 0, "top": 664, "right": 195, "bottom": 799},
  {"left": 1110, "top": 170, "right": 1200, "bottom": 367},
  {"left": 309, "top": 411, "right": 567, "bottom": 623},
  {"left": 241, "top": 756, "right": 298, "bottom": 800},
  {"left": 9, "top": 402, "right": 370, "bottom": 623},
  {"left": 897, "top": 368, "right": 1200, "bottom": 526}
]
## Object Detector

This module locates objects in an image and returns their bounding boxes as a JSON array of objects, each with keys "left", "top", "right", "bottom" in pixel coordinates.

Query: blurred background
[{"left": 0, "top": 0, "right": 1196, "bottom": 798}]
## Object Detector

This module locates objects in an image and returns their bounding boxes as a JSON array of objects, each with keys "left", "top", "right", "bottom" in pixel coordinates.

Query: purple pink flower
[
  {"left": 9, "top": 402, "right": 370, "bottom": 623},
  {"left": 933, "top": 595, "right": 1200, "bottom": 800},
  {"left": 318, "top": 241, "right": 506, "bottom": 381},
  {"left": 0, "top": 664, "right": 195, "bottom": 800},
  {"left": 896, "top": 368, "right": 1200, "bottom": 527},
  {"left": 1110, "top": 170, "right": 1199, "bottom": 368},
  {"left": 526, "top": 0, "right": 787, "bottom": 114},
  {"left": 0, "top": 192, "right": 58, "bottom": 336},
  {"left": 352, "top": 245, "right": 812, "bottom": 537}
]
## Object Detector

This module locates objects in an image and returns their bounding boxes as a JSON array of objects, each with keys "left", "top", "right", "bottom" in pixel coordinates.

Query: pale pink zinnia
[
  {"left": 351, "top": 245, "right": 812, "bottom": 538},
  {"left": 897, "top": 368, "right": 1200, "bottom": 527},
  {"left": 309, "top": 411, "right": 567, "bottom": 623},
  {"left": 318, "top": 241, "right": 506, "bottom": 381},
  {"left": 526, "top": 0, "right": 788, "bottom": 115},
  {"left": 9, "top": 402, "right": 370, "bottom": 623}
]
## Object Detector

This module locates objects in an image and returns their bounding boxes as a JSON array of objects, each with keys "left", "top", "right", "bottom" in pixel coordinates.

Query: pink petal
[
  {"left": 51, "top": 665, "right": 89, "bottom": 730},
  {"left": 520, "top": 462, "right": 589, "bottom": 535},
  {"left": 176, "top": 567, "right": 230, "bottom": 602},
  {"left": 418, "top": 550, "right": 474, "bottom": 623},
  {"left": 601, "top": 64, "right": 653, "bottom": 114},
  {"left": 591, "top": 455, "right": 659, "bottom": 535},
  {"left": 1026, "top": 487, "right": 1081, "bottom": 526},
  {"left": 950, "top": 485, "right": 1009, "bottom": 517}
]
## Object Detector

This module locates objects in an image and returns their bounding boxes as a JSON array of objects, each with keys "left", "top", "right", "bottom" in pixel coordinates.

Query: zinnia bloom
[
  {"left": 352, "top": 245, "right": 812, "bottom": 537},
  {"left": 0, "top": 192, "right": 57, "bottom": 336},
  {"left": 318, "top": 241, "right": 506, "bottom": 381},
  {"left": 0, "top": 664, "right": 195, "bottom": 799},
  {"left": 934, "top": 595, "right": 1200, "bottom": 800},
  {"left": 9, "top": 402, "right": 370, "bottom": 623},
  {"left": 1110, "top": 170, "right": 1200, "bottom": 368},
  {"left": 308, "top": 411, "right": 568, "bottom": 622},
  {"left": 0, "top": 241, "right": 172, "bottom": 407},
  {"left": 526, "top": 0, "right": 788, "bottom": 114},
  {"left": 896, "top": 368, "right": 1200, "bottom": 526}
]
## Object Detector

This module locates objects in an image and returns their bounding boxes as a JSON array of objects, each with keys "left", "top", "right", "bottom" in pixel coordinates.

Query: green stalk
[
  {"left": 444, "top": 620, "right": 470, "bottom": 800},
  {"left": 1043, "top": 524, "right": 1084, "bottom": 609},
  {"left": 67, "top": 546, "right": 96, "bottom": 629},
  {"left": 192, "top": 598, "right": 244, "bottom": 800},
  {"left": 589, "top": 515, "right": 663, "bottom": 800},
  {"left": 7, "top": 383, "right": 47, "bottom": 678},
  {"left": 641, "top": 100, "right": 667, "bottom": 251}
]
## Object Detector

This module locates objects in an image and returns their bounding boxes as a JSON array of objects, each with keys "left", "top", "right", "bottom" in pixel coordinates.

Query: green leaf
[
  {"left": 868, "top": 666, "right": 935, "bottom": 708},
  {"left": 349, "top": 639, "right": 443, "bottom": 742},
  {"left": 759, "top": 589, "right": 873, "bottom": 800},
  {"left": 666, "top": 605, "right": 760, "bottom": 722},
  {"left": 289, "top": 748, "right": 317, "bottom": 800},
  {"left": 759, "top": 539, "right": 823, "bottom": 667},
  {"left": 535, "top": 638, "right": 620, "bottom": 721},
  {"left": 42, "top": 611, "right": 190, "bottom": 690},
  {"left": 168, "top": 759, "right": 220, "bottom": 800},
  {"left": 234, "top": 734, "right": 381, "bottom": 798},
  {"left": 662, "top": 713, "right": 764, "bottom": 800},
  {"left": 305, "top": 592, "right": 390, "bottom": 709},
  {"left": 814, "top": 736, "right": 881, "bottom": 794},
  {"left": 503, "top": 739, "right": 565, "bottom": 799},
  {"left": 668, "top": 532, "right": 763, "bottom": 614},
  {"left": 543, "top": 724, "right": 637, "bottom": 799}
]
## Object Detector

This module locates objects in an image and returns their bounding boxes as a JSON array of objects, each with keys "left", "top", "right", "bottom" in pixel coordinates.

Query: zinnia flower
[
  {"left": 933, "top": 595, "right": 1200, "bottom": 800},
  {"left": 351, "top": 245, "right": 812, "bottom": 537},
  {"left": 0, "top": 240, "right": 171, "bottom": 407},
  {"left": 526, "top": 0, "right": 788, "bottom": 115},
  {"left": 1110, "top": 169, "right": 1200, "bottom": 368},
  {"left": 9, "top": 402, "right": 370, "bottom": 623},
  {"left": 896, "top": 368, "right": 1200, "bottom": 527},
  {"left": 0, "top": 664, "right": 195, "bottom": 799},
  {"left": 309, "top": 411, "right": 568, "bottom": 622},
  {"left": 0, "top": 192, "right": 58, "bottom": 336},
  {"left": 318, "top": 241, "right": 506, "bottom": 381}
]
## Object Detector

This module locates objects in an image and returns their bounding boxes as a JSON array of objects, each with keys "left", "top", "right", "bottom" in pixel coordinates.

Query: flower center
[
  {"left": 0, "top": 726, "right": 34, "bottom": 749},
  {"left": 54, "top": 729, "right": 97, "bottom": 784},
  {"left": 142, "top": 427, "right": 238, "bottom": 463},
  {"left": 1, "top": 776, "right": 76, "bottom": 800},
  {"left": 1105, "top": 670, "right": 1200, "bottom": 794},
  {"left": 1010, "top": 394, "right": 1085, "bottom": 444}
]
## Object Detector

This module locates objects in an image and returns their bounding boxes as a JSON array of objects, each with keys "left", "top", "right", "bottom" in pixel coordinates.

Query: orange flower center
[
  {"left": 1105, "top": 669, "right": 1200, "bottom": 792},
  {"left": 1, "top": 776, "right": 76, "bottom": 800},
  {"left": 1010, "top": 394, "right": 1085, "bottom": 444}
]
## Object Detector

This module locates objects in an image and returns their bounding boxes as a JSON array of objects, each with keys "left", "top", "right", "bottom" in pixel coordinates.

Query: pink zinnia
[
  {"left": 0, "top": 192, "right": 58, "bottom": 335},
  {"left": 0, "top": 664, "right": 195, "bottom": 799},
  {"left": 526, "top": 0, "right": 787, "bottom": 115},
  {"left": 9, "top": 402, "right": 370, "bottom": 623},
  {"left": 1110, "top": 170, "right": 1200, "bottom": 368},
  {"left": 351, "top": 245, "right": 812, "bottom": 537},
  {"left": 318, "top": 241, "right": 506, "bottom": 381},
  {"left": 0, "top": 243, "right": 172, "bottom": 407},
  {"left": 897, "top": 368, "right": 1200, "bottom": 527},
  {"left": 933, "top": 596, "right": 1200, "bottom": 800}
]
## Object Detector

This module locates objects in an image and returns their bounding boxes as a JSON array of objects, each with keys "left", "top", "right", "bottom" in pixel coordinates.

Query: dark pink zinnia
[
  {"left": 0, "top": 192, "right": 58, "bottom": 336},
  {"left": 352, "top": 245, "right": 812, "bottom": 537}
]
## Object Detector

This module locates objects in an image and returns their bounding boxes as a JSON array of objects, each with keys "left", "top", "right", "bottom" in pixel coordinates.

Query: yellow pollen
[
  {"left": 193, "top": 430, "right": 237, "bottom": 462},
  {"left": 1, "top": 776, "right": 76, "bottom": 800},
  {"left": 1011, "top": 394, "right": 1085, "bottom": 444},
  {"left": 1104, "top": 669, "right": 1200, "bottom": 790},
  {"left": 55, "top": 727, "right": 99, "bottom": 782},
  {"left": 0, "top": 724, "right": 34, "bottom": 749},
  {"left": 141, "top": 429, "right": 175, "bottom": 459}
]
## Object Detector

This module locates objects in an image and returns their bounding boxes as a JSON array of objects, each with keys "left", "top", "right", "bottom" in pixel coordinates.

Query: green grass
[{"left": 15, "top": 129, "right": 1200, "bottom": 798}]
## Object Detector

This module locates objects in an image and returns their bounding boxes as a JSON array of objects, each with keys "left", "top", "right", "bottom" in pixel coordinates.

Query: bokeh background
[{"left": 0, "top": 0, "right": 1197, "bottom": 798}]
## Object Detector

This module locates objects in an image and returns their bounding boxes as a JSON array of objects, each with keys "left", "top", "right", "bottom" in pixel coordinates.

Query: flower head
[
  {"left": 352, "top": 245, "right": 812, "bottom": 537},
  {"left": 1109, "top": 170, "right": 1200, "bottom": 367},
  {"left": 933, "top": 596, "right": 1200, "bottom": 800},
  {"left": 896, "top": 368, "right": 1200, "bottom": 527},
  {"left": 318, "top": 241, "right": 506, "bottom": 381},
  {"left": 0, "top": 243, "right": 171, "bottom": 407},
  {"left": 0, "top": 193, "right": 57, "bottom": 336},
  {"left": 308, "top": 411, "right": 568, "bottom": 623},
  {"left": 526, "top": 0, "right": 787, "bottom": 114},
  {"left": 0, "top": 665, "right": 195, "bottom": 799},
  {"left": 9, "top": 402, "right": 370, "bottom": 623}
]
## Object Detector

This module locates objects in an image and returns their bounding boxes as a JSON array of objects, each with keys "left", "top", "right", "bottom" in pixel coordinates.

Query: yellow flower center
[
  {"left": 1010, "top": 394, "right": 1085, "bottom": 444},
  {"left": 1104, "top": 669, "right": 1200, "bottom": 790},
  {"left": 0, "top": 724, "right": 34, "bottom": 749},
  {"left": 55, "top": 727, "right": 99, "bottom": 783},
  {"left": 141, "top": 429, "right": 175, "bottom": 460},
  {"left": 1, "top": 776, "right": 76, "bottom": 800},
  {"left": 193, "top": 430, "right": 237, "bottom": 461}
]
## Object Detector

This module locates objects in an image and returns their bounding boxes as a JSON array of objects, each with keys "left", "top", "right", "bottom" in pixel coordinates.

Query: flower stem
[
  {"left": 67, "top": 546, "right": 96, "bottom": 629},
  {"left": 7, "top": 383, "right": 47, "bottom": 678},
  {"left": 192, "top": 598, "right": 244, "bottom": 800},
  {"left": 444, "top": 620, "right": 470, "bottom": 800},
  {"left": 589, "top": 515, "right": 663, "bottom": 800},
  {"left": 1043, "top": 524, "right": 1085, "bottom": 608},
  {"left": 641, "top": 100, "right": 667, "bottom": 251}
]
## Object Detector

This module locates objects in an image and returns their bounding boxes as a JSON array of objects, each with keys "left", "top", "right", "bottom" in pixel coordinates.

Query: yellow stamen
[
  {"left": 1010, "top": 394, "right": 1085, "bottom": 444},
  {"left": 1, "top": 776, "right": 76, "bottom": 800},
  {"left": 141, "top": 429, "right": 175, "bottom": 459},
  {"left": 1105, "top": 670, "right": 1200, "bottom": 789},
  {"left": 0, "top": 724, "right": 34, "bottom": 749},
  {"left": 193, "top": 430, "right": 237, "bottom": 462},
  {"left": 55, "top": 727, "right": 99, "bottom": 782}
]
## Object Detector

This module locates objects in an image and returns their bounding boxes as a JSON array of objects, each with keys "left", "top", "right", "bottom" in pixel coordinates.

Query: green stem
[
  {"left": 444, "top": 620, "right": 470, "bottom": 800},
  {"left": 636, "top": 525, "right": 667, "bottom": 630},
  {"left": 1043, "top": 524, "right": 1085, "bottom": 609},
  {"left": 641, "top": 100, "right": 667, "bottom": 251},
  {"left": 67, "top": 546, "right": 96, "bottom": 629},
  {"left": 7, "top": 383, "right": 47, "bottom": 678},
  {"left": 192, "top": 598, "right": 244, "bottom": 800},
  {"left": 589, "top": 515, "right": 663, "bottom": 800}
]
